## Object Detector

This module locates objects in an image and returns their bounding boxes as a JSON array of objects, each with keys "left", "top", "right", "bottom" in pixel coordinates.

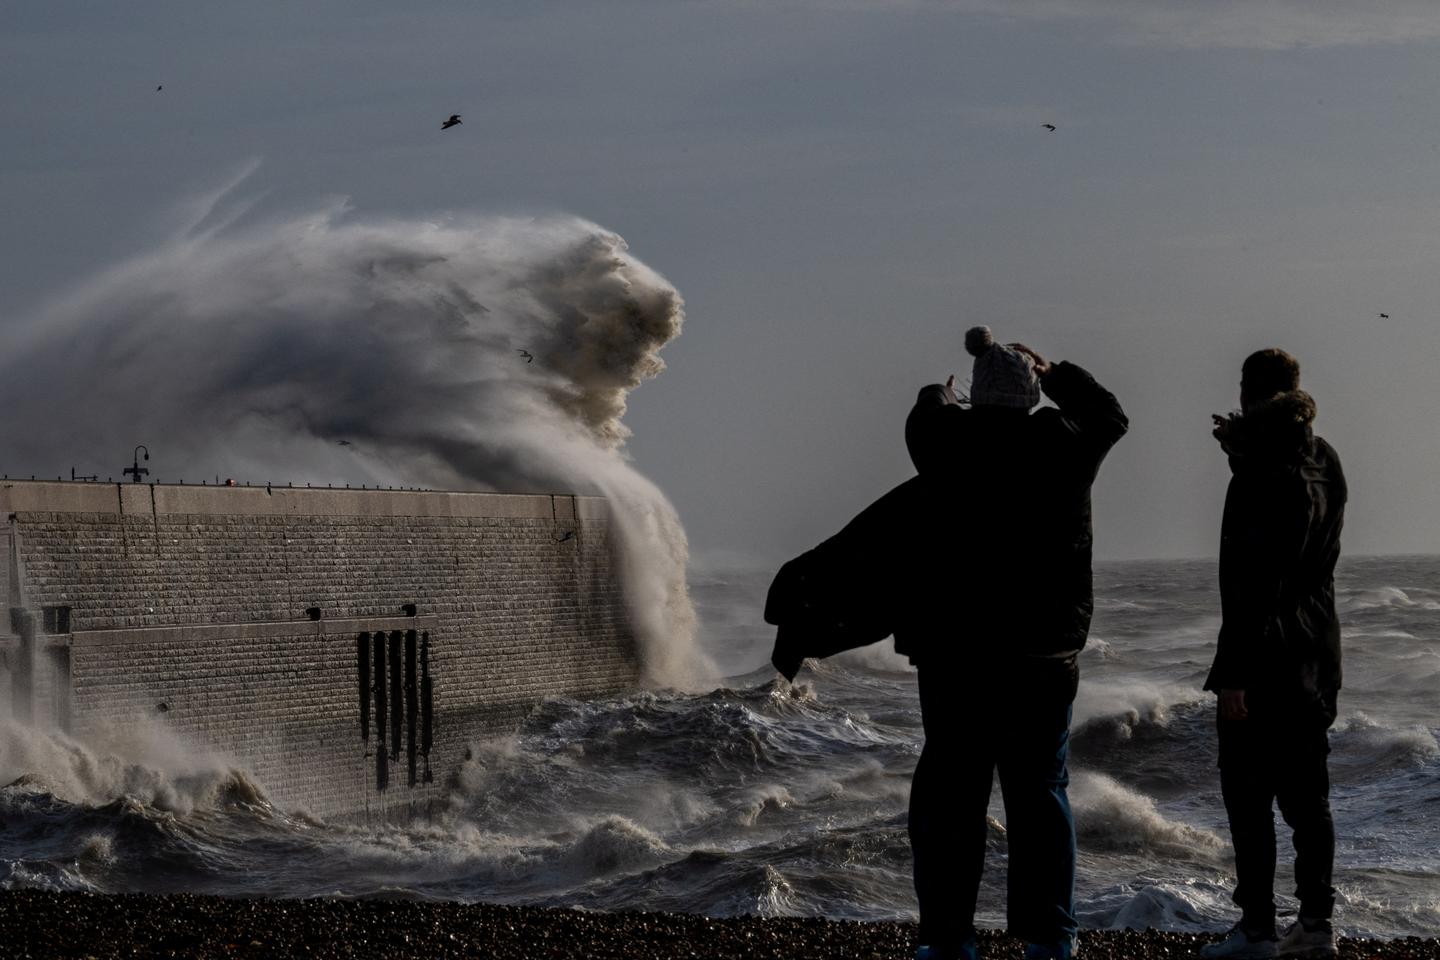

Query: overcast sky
[{"left": 4, "top": 2, "right": 1440, "bottom": 564}]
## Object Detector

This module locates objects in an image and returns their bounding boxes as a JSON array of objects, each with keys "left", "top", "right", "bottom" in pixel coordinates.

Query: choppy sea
[{"left": 3, "top": 557, "right": 1438, "bottom": 938}]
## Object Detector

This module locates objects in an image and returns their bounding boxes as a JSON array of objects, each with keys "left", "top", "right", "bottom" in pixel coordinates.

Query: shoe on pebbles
[
  {"left": 1276, "top": 917, "right": 1337, "bottom": 958},
  {"left": 1199, "top": 924, "right": 1279, "bottom": 959},
  {"left": 1022, "top": 938, "right": 1076, "bottom": 959},
  {"left": 915, "top": 940, "right": 980, "bottom": 960}
]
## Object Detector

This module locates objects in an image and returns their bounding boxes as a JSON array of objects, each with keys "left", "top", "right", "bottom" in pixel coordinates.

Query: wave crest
[
  {"left": 0, "top": 720, "right": 268, "bottom": 816},
  {"left": 1331, "top": 713, "right": 1440, "bottom": 772},
  {"left": 1070, "top": 772, "right": 1223, "bottom": 860}
]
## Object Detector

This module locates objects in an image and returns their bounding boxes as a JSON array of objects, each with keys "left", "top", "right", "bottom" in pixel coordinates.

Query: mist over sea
[{"left": 2, "top": 555, "right": 1437, "bottom": 938}]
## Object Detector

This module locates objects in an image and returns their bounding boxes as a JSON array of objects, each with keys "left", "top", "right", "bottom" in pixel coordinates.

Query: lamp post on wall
[{"left": 124, "top": 445, "right": 150, "bottom": 483}]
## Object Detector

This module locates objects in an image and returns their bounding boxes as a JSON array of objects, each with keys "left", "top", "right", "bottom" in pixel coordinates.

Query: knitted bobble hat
[{"left": 965, "top": 325, "right": 1041, "bottom": 410}]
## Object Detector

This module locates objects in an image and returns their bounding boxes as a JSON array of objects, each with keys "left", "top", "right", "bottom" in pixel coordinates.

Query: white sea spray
[{"left": 0, "top": 173, "right": 708, "bottom": 688}]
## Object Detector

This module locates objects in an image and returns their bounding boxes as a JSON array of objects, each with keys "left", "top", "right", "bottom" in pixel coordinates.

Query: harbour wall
[{"left": 0, "top": 480, "right": 639, "bottom": 820}]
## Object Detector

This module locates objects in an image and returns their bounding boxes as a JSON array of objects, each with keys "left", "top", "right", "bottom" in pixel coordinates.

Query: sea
[{"left": 2, "top": 556, "right": 1438, "bottom": 939}]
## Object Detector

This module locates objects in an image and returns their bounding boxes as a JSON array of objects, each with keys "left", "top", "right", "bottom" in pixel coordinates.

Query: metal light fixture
[{"left": 124, "top": 445, "right": 150, "bottom": 483}]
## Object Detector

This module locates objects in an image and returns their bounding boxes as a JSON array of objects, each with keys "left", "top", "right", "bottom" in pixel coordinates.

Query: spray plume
[{"left": 0, "top": 174, "right": 708, "bottom": 688}]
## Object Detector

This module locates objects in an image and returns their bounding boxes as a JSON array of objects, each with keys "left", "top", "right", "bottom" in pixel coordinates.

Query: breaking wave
[
  {"left": 1341, "top": 585, "right": 1440, "bottom": 613},
  {"left": 0, "top": 171, "right": 705, "bottom": 686},
  {"left": 1070, "top": 772, "right": 1223, "bottom": 861},
  {"left": 1330, "top": 713, "right": 1440, "bottom": 775},
  {"left": 0, "top": 720, "right": 265, "bottom": 816}
]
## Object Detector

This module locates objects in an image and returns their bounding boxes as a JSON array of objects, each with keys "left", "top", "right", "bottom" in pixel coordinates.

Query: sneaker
[
  {"left": 915, "top": 938, "right": 980, "bottom": 960},
  {"left": 1276, "top": 917, "right": 1336, "bottom": 958},
  {"left": 1199, "top": 925, "right": 1278, "bottom": 959},
  {"left": 1023, "top": 939, "right": 1076, "bottom": 959}
]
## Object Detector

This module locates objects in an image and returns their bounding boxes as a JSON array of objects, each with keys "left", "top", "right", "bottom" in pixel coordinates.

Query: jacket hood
[
  {"left": 1248, "top": 389, "right": 1317, "bottom": 427},
  {"left": 1222, "top": 389, "right": 1317, "bottom": 459}
]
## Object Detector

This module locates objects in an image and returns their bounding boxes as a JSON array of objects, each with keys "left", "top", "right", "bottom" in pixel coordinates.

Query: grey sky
[{"left": 3, "top": 2, "right": 1439, "bottom": 564}]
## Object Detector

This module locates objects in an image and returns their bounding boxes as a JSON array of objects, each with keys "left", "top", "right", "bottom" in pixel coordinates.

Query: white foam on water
[
  {"left": 1331, "top": 712, "right": 1440, "bottom": 771},
  {"left": 1073, "top": 679, "right": 1206, "bottom": 737},
  {"left": 734, "top": 784, "right": 796, "bottom": 828},
  {"left": 1078, "top": 876, "right": 1237, "bottom": 932},
  {"left": 0, "top": 719, "right": 264, "bottom": 816},
  {"left": 1069, "top": 771, "right": 1223, "bottom": 860},
  {"left": 1342, "top": 585, "right": 1440, "bottom": 612},
  {"left": 559, "top": 815, "right": 672, "bottom": 877}
]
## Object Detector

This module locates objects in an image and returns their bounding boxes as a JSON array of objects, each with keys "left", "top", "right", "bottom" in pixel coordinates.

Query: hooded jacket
[{"left": 1204, "top": 390, "right": 1346, "bottom": 717}]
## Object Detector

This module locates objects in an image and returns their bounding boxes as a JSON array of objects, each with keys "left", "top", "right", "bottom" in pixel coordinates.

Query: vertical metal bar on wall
[
  {"left": 373, "top": 629, "right": 388, "bottom": 791},
  {"left": 388, "top": 631, "right": 402, "bottom": 761},
  {"left": 405, "top": 629, "right": 417, "bottom": 787},
  {"left": 420, "top": 631, "right": 433, "bottom": 784}
]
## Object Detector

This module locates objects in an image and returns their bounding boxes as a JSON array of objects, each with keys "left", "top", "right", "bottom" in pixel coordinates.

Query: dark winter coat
[
  {"left": 765, "top": 361, "right": 1126, "bottom": 679},
  {"left": 1203, "top": 390, "right": 1346, "bottom": 720},
  {"left": 898, "top": 361, "right": 1128, "bottom": 663},
  {"left": 764, "top": 477, "right": 925, "bottom": 680}
]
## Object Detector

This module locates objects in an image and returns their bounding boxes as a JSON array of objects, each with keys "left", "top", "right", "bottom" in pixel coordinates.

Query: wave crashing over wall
[{"left": 0, "top": 175, "right": 706, "bottom": 687}]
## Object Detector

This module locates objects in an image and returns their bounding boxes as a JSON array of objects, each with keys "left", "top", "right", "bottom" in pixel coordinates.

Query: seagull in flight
[
  {"left": 441, "top": 114, "right": 462, "bottom": 130},
  {"left": 1042, "top": 123, "right": 1057, "bottom": 132},
  {"left": 1378, "top": 312, "right": 1390, "bottom": 319},
  {"left": 517, "top": 349, "right": 534, "bottom": 363}
]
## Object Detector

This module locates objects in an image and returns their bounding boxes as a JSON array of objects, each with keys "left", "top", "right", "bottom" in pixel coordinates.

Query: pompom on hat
[{"left": 965, "top": 325, "right": 1040, "bottom": 410}]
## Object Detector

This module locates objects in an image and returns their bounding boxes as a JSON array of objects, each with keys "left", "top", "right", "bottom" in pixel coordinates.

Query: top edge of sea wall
[{"left": 0, "top": 479, "right": 611, "bottom": 522}]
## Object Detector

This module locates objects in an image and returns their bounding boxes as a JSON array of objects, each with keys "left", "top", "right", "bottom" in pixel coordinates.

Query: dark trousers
[
  {"left": 909, "top": 660, "right": 1079, "bottom": 951},
  {"left": 1217, "top": 704, "right": 1336, "bottom": 933}
]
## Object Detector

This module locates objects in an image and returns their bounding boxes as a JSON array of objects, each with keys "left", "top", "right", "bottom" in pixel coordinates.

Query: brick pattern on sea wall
[{"left": 1, "top": 482, "right": 640, "bottom": 819}]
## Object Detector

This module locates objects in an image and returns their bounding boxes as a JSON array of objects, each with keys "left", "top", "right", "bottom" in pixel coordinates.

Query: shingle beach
[{"left": 2, "top": 891, "right": 1434, "bottom": 959}]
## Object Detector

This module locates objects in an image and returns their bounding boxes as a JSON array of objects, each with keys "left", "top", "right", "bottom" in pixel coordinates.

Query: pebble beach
[{"left": 2, "top": 891, "right": 1434, "bottom": 960}]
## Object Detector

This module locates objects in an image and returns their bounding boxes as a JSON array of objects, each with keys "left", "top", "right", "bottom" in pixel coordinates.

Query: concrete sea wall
[{"left": 0, "top": 480, "right": 639, "bottom": 819}]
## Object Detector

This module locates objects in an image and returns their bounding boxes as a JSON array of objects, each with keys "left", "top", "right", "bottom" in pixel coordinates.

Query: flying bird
[
  {"left": 517, "top": 349, "right": 534, "bottom": 363},
  {"left": 1042, "top": 123, "right": 1057, "bottom": 132},
  {"left": 441, "top": 114, "right": 462, "bottom": 130},
  {"left": 336, "top": 440, "right": 352, "bottom": 446},
  {"left": 1378, "top": 312, "right": 1390, "bottom": 319},
  {"left": 156, "top": 85, "right": 163, "bottom": 92}
]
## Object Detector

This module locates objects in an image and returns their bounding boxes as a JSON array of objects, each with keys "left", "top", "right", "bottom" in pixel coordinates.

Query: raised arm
[{"left": 1035, "top": 359, "right": 1129, "bottom": 475}]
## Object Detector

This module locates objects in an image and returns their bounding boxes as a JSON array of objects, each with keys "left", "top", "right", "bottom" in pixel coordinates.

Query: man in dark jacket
[
  {"left": 1200, "top": 349, "right": 1346, "bottom": 960},
  {"left": 902, "top": 326, "right": 1127, "bottom": 960}
]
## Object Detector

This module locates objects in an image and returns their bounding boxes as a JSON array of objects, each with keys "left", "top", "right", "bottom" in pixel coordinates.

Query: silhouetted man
[
  {"left": 901, "top": 326, "right": 1127, "bottom": 960},
  {"left": 1200, "top": 349, "right": 1346, "bottom": 960}
]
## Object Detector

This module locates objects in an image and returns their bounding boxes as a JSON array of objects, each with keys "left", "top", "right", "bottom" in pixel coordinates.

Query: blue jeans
[{"left": 909, "top": 660, "right": 1079, "bottom": 952}]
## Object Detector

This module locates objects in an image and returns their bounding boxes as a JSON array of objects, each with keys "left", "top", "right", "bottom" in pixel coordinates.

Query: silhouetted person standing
[
  {"left": 902, "top": 327, "right": 1127, "bottom": 960},
  {"left": 1200, "top": 349, "right": 1346, "bottom": 960}
]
